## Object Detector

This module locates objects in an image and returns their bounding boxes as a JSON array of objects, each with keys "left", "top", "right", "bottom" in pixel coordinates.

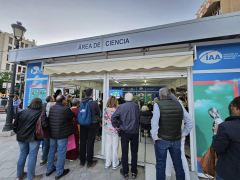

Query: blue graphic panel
[
  {"left": 128, "top": 87, "right": 137, "bottom": 91},
  {"left": 24, "top": 80, "right": 48, "bottom": 109},
  {"left": 137, "top": 87, "right": 146, "bottom": 92},
  {"left": 146, "top": 87, "right": 156, "bottom": 91},
  {"left": 193, "top": 43, "right": 240, "bottom": 71},
  {"left": 27, "top": 62, "right": 48, "bottom": 79}
]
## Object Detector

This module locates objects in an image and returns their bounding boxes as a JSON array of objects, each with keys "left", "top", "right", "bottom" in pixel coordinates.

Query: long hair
[
  {"left": 228, "top": 96, "right": 240, "bottom": 116},
  {"left": 14, "top": 95, "right": 20, "bottom": 100},
  {"left": 28, "top": 98, "right": 43, "bottom": 110},
  {"left": 106, "top": 96, "right": 118, "bottom": 108}
]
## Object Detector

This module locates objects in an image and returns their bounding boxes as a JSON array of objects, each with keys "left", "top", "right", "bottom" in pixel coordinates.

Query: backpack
[
  {"left": 200, "top": 144, "right": 217, "bottom": 179},
  {"left": 78, "top": 99, "right": 94, "bottom": 125}
]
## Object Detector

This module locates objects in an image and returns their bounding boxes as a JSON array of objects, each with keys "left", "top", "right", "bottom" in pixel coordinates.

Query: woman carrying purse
[{"left": 13, "top": 98, "right": 48, "bottom": 180}]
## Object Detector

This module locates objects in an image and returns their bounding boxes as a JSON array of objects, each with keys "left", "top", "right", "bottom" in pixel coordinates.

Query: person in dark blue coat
[
  {"left": 111, "top": 93, "right": 140, "bottom": 180},
  {"left": 212, "top": 96, "right": 240, "bottom": 180}
]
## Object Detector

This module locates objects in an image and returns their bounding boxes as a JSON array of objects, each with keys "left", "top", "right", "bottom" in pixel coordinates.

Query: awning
[{"left": 43, "top": 52, "right": 193, "bottom": 75}]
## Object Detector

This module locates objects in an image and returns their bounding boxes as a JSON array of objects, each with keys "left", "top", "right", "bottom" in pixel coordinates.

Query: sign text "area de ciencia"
[{"left": 78, "top": 42, "right": 101, "bottom": 50}]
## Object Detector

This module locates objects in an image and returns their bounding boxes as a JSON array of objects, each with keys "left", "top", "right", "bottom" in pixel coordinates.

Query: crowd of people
[{"left": 11, "top": 86, "right": 239, "bottom": 180}]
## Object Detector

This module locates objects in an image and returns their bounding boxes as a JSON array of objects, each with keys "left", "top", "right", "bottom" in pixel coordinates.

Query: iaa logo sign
[{"left": 199, "top": 50, "right": 222, "bottom": 64}]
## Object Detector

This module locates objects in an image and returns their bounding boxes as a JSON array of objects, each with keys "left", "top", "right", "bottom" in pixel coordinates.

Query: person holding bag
[
  {"left": 104, "top": 96, "right": 122, "bottom": 170},
  {"left": 13, "top": 98, "right": 48, "bottom": 180},
  {"left": 66, "top": 98, "right": 80, "bottom": 161}
]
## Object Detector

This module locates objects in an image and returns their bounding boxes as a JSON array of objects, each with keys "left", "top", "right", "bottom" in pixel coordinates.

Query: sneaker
[
  {"left": 32, "top": 174, "right": 43, "bottom": 180},
  {"left": 40, "top": 159, "right": 47, "bottom": 166},
  {"left": 105, "top": 165, "right": 111, "bottom": 169},
  {"left": 16, "top": 172, "right": 27, "bottom": 180},
  {"left": 120, "top": 168, "right": 129, "bottom": 180},
  {"left": 87, "top": 160, "right": 98, "bottom": 168},
  {"left": 80, "top": 161, "right": 85, "bottom": 168},
  {"left": 113, "top": 161, "right": 122, "bottom": 170},
  {"left": 55, "top": 169, "right": 70, "bottom": 180},
  {"left": 46, "top": 167, "right": 56, "bottom": 176}
]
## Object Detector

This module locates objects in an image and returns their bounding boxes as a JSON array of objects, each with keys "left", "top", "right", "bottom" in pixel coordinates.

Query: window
[
  {"left": 22, "top": 67, "right": 26, "bottom": 73},
  {"left": 8, "top": 46, "right": 12, "bottom": 52},
  {"left": 18, "top": 66, "right": 21, "bottom": 73},
  {"left": 9, "top": 37, "right": 13, "bottom": 44},
  {"left": 17, "top": 75, "right": 20, "bottom": 81},
  {"left": 12, "top": 64, "right": 14, "bottom": 71},
  {"left": 6, "top": 64, "right": 10, "bottom": 70},
  {"left": 25, "top": 44, "right": 28, "bottom": 48},
  {"left": 21, "top": 42, "right": 24, "bottom": 48}
]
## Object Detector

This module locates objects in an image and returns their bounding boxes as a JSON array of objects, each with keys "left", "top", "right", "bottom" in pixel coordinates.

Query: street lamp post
[
  {"left": 19, "top": 73, "right": 25, "bottom": 99},
  {"left": 2, "top": 22, "right": 26, "bottom": 132}
]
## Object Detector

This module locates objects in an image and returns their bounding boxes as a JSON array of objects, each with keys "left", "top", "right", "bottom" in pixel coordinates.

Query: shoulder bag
[{"left": 35, "top": 106, "right": 49, "bottom": 139}]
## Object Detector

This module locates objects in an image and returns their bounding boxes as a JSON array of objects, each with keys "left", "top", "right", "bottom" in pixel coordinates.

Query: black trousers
[
  {"left": 121, "top": 130, "right": 139, "bottom": 174},
  {"left": 79, "top": 123, "right": 97, "bottom": 164}
]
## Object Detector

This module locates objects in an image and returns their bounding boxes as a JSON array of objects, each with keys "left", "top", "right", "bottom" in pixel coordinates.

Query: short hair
[
  {"left": 72, "top": 98, "right": 80, "bottom": 106},
  {"left": 28, "top": 98, "right": 43, "bottom": 110},
  {"left": 56, "top": 89, "right": 62, "bottom": 95},
  {"left": 56, "top": 95, "right": 66, "bottom": 103},
  {"left": 106, "top": 96, "right": 118, "bottom": 108},
  {"left": 141, "top": 106, "right": 149, "bottom": 112},
  {"left": 159, "top": 87, "right": 171, "bottom": 98},
  {"left": 154, "top": 94, "right": 158, "bottom": 97},
  {"left": 85, "top": 88, "right": 93, "bottom": 97},
  {"left": 46, "top": 96, "right": 53, "bottom": 103},
  {"left": 125, "top": 93, "right": 133, "bottom": 101}
]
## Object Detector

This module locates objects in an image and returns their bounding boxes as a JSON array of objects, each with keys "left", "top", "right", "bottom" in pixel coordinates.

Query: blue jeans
[
  {"left": 154, "top": 140, "right": 185, "bottom": 180},
  {"left": 47, "top": 138, "right": 68, "bottom": 177},
  {"left": 42, "top": 137, "right": 50, "bottom": 160},
  {"left": 17, "top": 141, "right": 40, "bottom": 180},
  {"left": 216, "top": 175, "right": 224, "bottom": 180}
]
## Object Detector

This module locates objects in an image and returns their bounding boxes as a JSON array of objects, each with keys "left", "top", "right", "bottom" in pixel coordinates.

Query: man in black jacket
[
  {"left": 79, "top": 88, "right": 100, "bottom": 168},
  {"left": 111, "top": 93, "right": 140, "bottom": 179},
  {"left": 46, "top": 95, "right": 75, "bottom": 180}
]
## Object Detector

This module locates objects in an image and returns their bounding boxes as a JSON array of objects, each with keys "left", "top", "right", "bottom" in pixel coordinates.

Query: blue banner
[
  {"left": 193, "top": 43, "right": 240, "bottom": 71},
  {"left": 27, "top": 62, "right": 48, "bottom": 79},
  {"left": 137, "top": 87, "right": 145, "bottom": 92},
  {"left": 146, "top": 87, "right": 156, "bottom": 91}
]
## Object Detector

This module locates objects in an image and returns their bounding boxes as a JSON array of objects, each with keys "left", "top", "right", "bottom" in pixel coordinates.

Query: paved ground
[
  {"left": 0, "top": 115, "right": 145, "bottom": 180},
  {"left": 0, "top": 114, "right": 208, "bottom": 180}
]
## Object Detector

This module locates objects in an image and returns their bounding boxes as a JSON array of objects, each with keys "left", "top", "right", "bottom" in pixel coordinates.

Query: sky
[{"left": 0, "top": 0, "right": 204, "bottom": 46}]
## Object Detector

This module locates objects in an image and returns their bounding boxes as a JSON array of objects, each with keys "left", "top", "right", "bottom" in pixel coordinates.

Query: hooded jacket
[
  {"left": 80, "top": 97, "right": 100, "bottom": 124},
  {"left": 212, "top": 116, "right": 240, "bottom": 180}
]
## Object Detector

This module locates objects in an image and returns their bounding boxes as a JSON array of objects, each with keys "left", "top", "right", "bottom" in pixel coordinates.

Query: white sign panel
[
  {"left": 2, "top": 83, "right": 11, "bottom": 89},
  {"left": 69, "top": 89, "right": 74, "bottom": 94}
]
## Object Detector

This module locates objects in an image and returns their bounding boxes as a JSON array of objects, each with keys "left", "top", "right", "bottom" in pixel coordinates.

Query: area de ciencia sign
[{"left": 78, "top": 38, "right": 130, "bottom": 50}]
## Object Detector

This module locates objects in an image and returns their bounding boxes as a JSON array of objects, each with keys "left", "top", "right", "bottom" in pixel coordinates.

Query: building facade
[
  {"left": 0, "top": 30, "right": 36, "bottom": 85},
  {"left": 196, "top": 0, "right": 240, "bottom": 18}
]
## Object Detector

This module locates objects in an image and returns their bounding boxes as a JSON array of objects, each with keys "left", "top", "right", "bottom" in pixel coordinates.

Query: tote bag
[
  {"left": 35, "top": 106, "right": 49, "bottom": 139},
  {"left": 67, "top": 134, "right": 76, "bottom": 151}
]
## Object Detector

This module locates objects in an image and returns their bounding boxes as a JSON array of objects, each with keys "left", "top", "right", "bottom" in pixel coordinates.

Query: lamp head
[{"left": 11, "top": 21, "right": 27, "bottom": 41}]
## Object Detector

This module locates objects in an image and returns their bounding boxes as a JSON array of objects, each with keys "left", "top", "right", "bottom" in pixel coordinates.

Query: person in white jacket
[{"left": 165, "top": 93, "right": 194, "bottom": 180}]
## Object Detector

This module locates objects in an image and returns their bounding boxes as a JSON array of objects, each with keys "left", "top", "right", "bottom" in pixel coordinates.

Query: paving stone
[
  {"left": 0, "top": 167, "right": 17, "bottom": 178},
  {"left": 0, "top": 161, "right": 17, "bottom": 168}
]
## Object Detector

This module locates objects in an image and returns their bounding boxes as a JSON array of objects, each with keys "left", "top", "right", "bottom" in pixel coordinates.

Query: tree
[{"left": 0, "top": 72, "right": 12, "bottom": 96}]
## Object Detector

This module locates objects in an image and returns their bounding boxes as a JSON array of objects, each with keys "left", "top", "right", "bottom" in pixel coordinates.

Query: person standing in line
[
  {"left": 133, "top": 93, "right": 138, "bottom": 104},
  {"left": 13, "top": 95, "right": 21, "bottom": 119},
  {"left": 53, "top": 90, "right": 62, "bottom": 101},
  {"left": 66, "top": 98, "right": 80, "bottom": 161},
  {"left": 13, "top": 98, "right": 48, "bottom": 180},
  {"left": 46, "top": 95, "right": 75, "bottom": 179},
  {"left": 118, "top": 95, "right": 125, "bottom": 105},
  {"left": 165, "top": 93, "right": 194, "bottom": 180},
  {"left": 153, "top": 94, "right": 159, "bottom": 104},
  {"left": 140, "top": 94, "right": 144, "bottom": 108},
  {"left": 151, "top": 87, "right": 193, "bottom": 180},
  {"left": 104, "top": 96, "right": 122, "bottom": 170},
  {"left": 111, "top": 93, "right": 140, "bottom": 180},
  {"left": 79, "top": 88, "right": 101, "bottom": 168},
  {"left": 212, "top": 96, "right": 240, "bottom": 180},
  {"left": 40, "top": 96, "right": 56, "bottom": 166},
  {"left": 140, "top": 106, "right": 152, "bottom": 138}
]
